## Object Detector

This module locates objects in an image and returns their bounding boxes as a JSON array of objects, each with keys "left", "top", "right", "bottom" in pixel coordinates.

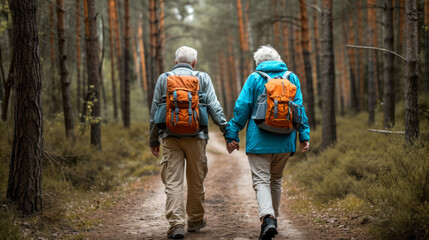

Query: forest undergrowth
[
  {"left": 0, "top": 118, "right": 159, "bottom": 239},
  {"left": 287, "top": 96, "right": 429, "bottom": 240}
]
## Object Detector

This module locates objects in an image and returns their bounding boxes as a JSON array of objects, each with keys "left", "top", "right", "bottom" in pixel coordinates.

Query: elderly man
[
  {"left": 149, "top": 46, "right": 227, "bottom": 239},
  {"left": 224, "top": 45, "right": 310, "bottom": 240}
]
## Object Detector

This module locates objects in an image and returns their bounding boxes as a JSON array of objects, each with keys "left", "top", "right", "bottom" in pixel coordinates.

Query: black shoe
[
  {"left": 259, "top": 215, "right": 278, "bottom": 240},
  {"left": 167, "top": 225, "right": 185, "bottom": 239}
]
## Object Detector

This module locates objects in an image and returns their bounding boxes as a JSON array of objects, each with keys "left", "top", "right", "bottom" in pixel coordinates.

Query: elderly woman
[{"left": 224, "top": 45, "right": 310, "bottom": 240}]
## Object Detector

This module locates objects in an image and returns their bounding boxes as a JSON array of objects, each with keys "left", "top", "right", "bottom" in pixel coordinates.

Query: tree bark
[
  {"left": 83, "top": 0, "right": 101, "bottom": 149},
  {"left": 404, "top": 0, "right": 419, "bottom": 144},
  {"left": 111, "top": 0, "right": 124, "bottom": 118},
  {"left": 107, "top": 0, "right": 118, "bottom": 119},
  {"left": 345, "top": 9, "right": 359, "bottom": 113},
  {"left": 157, "top": 0, "right": 165, "bottom": 75},
  {"left": 148, "top": 0, "right": 158, "bottom": 111},
  {"left": 357, "top": 0, "right": 365, "bottom": 111},
  {"left": 1, "top": 50, "right": 14, "bottom": 121},
  {"left": 300, "top": 0, "right": 316, "bottom": 129},
  {"left": 123, "top": 0, "right": 130, "bottom": 128},
  {"left": 6, "top": 0, "right": 43, "bottom": 214},
  {"left": 0, "top": 45, "right": 5, "bottom": 101},
  {"left": 76, "top": 0, "right": 82, "bottom": 114},
  {"left": 313, "top": 0, "right": 322, "bottom": 110},
  {"left": 367, "top": 0, "right": 376, "bottom": 125},
  {"left": 57, "top": 0, "right": 74, "bottom": 138},
  {"left": 237, "top": 0, "right": 250, "bottom": 86},
  {"left": 272, "top": 0, "right": 280, "bottom": 48},
  {"left": 138, "top": 22, "right": 148, "bottom": 91},
  {"left": 424, "top": 0, "right": 429, "bottom": 94},
  {"left": 320, "top": 0, "right": 336, "bottom": 149},
  {"left": 384, "top": 0, "right": 395, "bottom": 128}
]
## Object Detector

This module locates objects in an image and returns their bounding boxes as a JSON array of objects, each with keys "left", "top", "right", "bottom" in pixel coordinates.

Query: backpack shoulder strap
[
  {"left": 256, "top": 71, "right": 271, "bottom": 81},
  {"left": 165, "top": 71, "right": 174, "bottom": 77},
  {"left": 283, "top": 71, "right": 292, "bottom": 79}
]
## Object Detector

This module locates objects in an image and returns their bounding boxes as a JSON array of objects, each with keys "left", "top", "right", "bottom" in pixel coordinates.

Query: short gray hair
[
  {"left": 175, "top": 46, "right": 198, "bottom": 64},
  {"left": 253, "top": 45, "right": 282, "bottom": 66}
]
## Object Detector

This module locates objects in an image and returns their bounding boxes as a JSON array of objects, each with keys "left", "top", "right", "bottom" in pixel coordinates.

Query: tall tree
[
  {"left": 76, "top": 0, "right": 82, "bottom": 113},
  {"left": 6, "top": 0, "right": 43, "bottom": 214},
  {"left": 320, "top": 0, "right": 336, "bottom": 149},
  {"left": 148, "top": 0, "right": 158, "bottom": 111},
  {"left": 367, "top": 0, "right": 376, "bottom": 125},
  {"left": 384, "top": 0, "right": 395, "bottom": 128},
  {"left": 83, "top": 0, "right": 101, "bottom": 149},
  {"left": 404, "top": 0, "right": 419, "bottom": 144},
  {"left": 123, "top": 0, "right": 130, "bottom": 127},
  {"left": 107, "top": 0, "right": 118, "bottom": 119},
  {"left": 111, "top": 0, "right": 124, "bottom": 118},
  {"left": 57, "top": 0, "right": 74, "bottom": 138},
  {"left": 237, "top": 0, "right": 250, "bottom": 85},
  {"left": 1, "top": 50, "right": 13, "bottom": 121},
  {"left": 138, "top": 21, "right": 148, "bottom": 91},
  {"left": 345, "top": 8, "right": 359, "bottom": 112},
  {"left": 300, "top": 0, "right": 316, "bottom": 129},
  {"left": 424, "top": 0, "right": 429, "bottom": 93},
  {"left": 313, "top": 0, "right": 322, "bottom": 109},
  {"left": 157, "top": 0, "right": 165, "bottom": 75},
  {"left": 357, "top": 0, "right": 365, "bottom": 110}
]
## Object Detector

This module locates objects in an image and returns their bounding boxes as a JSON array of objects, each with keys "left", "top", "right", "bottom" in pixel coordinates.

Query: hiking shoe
[
  {"left": 167, "top": 225, "right": 184, "bottom": 239},
  {"left": 259, "top": 215, "right": 278, "bottom": 240},
  {"left": 187, "top": 219, "right": 207, "bottom": 232}
]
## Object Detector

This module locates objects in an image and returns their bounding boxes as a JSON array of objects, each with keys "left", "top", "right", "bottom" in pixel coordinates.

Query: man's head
[
  {"left": 253, "top": 45, "right": 282, "bottom": 66},
  {"left": 175, "top": 46, "right": 198, "bottom": 68}
]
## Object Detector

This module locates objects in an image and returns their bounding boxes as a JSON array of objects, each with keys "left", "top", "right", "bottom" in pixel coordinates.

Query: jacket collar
[
  {"left": 255, "top": 60, "right": 288, "bottom": 72},
  {"left": 172, "top": 63, "right": 194, "bottom": 71}
]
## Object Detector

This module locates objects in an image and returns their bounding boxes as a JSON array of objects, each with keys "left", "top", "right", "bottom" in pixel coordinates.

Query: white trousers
[{"left": 247, "top": 153, "right": 290, "bottom": 219}]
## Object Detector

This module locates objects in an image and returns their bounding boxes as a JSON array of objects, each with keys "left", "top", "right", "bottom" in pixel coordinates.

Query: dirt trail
[{"left": 86, "top": 132, "right": 304, "bottom": 240}]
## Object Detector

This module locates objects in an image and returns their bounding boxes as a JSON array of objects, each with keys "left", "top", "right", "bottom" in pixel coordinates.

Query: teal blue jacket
[{"left": 224, "top": 60, "right": 310, "bottom": 154}]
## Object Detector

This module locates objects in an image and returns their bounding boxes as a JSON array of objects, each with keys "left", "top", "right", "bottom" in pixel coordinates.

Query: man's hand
[
  {"left": 150, "top": 147, "right": 160, "bottom": 158},
  {"left": 300, "top": 141, "right": 310, "bottom": 153},
  {"left": 225, "top": 140, "right": 240, "bottom": 154}
]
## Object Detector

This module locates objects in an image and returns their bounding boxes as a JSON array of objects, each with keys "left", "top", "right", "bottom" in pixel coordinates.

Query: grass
[
  {"left": 287, "top": 97, "right": 429, "bottom": 240},
  {"left": 0, "top": 116, "right": 159, "bottom": 239}
]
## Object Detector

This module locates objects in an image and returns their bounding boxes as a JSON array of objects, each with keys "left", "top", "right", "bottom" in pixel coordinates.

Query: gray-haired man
[{"left": 149, "top": 46, "right": 227, "bottom": 239}]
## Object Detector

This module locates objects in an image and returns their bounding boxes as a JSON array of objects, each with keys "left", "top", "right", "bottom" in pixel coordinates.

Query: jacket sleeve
[
  {"left": 149, "top": 74, "right": 166, "bottom": 148},
  {"left": 289, "top": 73, "right": 310, "bottom": 142},
  {"left": 201, "top": 73, "right": 227, "bottom": 132},
  {"left": 224, "top": 74, "right": 255, "bottom": 143}
]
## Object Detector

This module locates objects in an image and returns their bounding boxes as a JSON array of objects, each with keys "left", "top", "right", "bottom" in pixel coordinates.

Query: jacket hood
[{"left": 255, "top": 60, "right": 288, "bottom": 72}]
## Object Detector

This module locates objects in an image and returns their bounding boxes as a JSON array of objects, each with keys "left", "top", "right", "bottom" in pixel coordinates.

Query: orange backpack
[
  {"left": 164, "top": 72, "right": 200, "bottom": 135},
  {"left": 252, "top": 71, "right": 302, "bottom": 134}
]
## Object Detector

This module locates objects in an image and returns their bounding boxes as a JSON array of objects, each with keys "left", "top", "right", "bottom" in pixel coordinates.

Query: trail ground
[{"left": 84, "top": 133, "right": 373, "bottom": 240}]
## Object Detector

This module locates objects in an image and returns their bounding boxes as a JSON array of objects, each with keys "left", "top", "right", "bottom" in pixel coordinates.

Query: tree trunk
[
  {"left": 300, "top": 0, "right": 316, "bottom": 129},
  {"left": 313, "top": 0, "right": 322, "bottom": 110},
  {"left": 83, "top": 0, "right": 101, "bottom": 149},
  {"left": 1, "top": 50, "right": 14, "bottom": 121},
  {"left": 357, "top": 0, "right": 365, "bottom": 111},
  {"left": 57, "top": 0, "right": 74, "bottom": 139},
  {"left": 346, "top": 10, "right": 359, "bottom": 113},
  {"left": 0, "top": 45, "right": 5, "bottom": 101},
  {"left": 148, "top": 0, "right": 158, "bottom": 111},
  {"left": 111, "top": 0, "right": 124, "bottom": 118},
  {"left": 6, "top": 0, "right": 43, "bottom": 214},
  {"left": 228, "top": 33, "right": 238, "bottom": 102},
  {"left": 156, "top": 0, "right": 165, "bottom": 75},
  {"left": 404, "top": 0, "right": 419, "bottom": 144},
  {"left": 320, "top": 0, "right": 336, "bottom": 149},
  {"left": 272, "top": 0, "right": 280, "bottom": 48},
  {"left": 287, "top": 4, "right": 296, "bottom": 72},
  {"left": 237, "top": 0, "right": 248, "bottom": 86},
  {"left": 49, "top": 2, "right": 59, "bottom": 114},
  {"left": 107, "top": 0, "right": 118, "bottom": 119},
  {"left": 76, "top": 0, "right": 82, "bottom": 114},
  {"left": 367, "top": 0, "right": 376, "bottom": 125},
  {"left": 218, "top": 51, "right": 228, "bottom": 117},
  {"left": 384, "top": 0, "right": 395, "bottom": 128},
  {"left": 123, "top": 0, "right": 130, "bottom": 128},
  {"left": 138, "top": 22, "right": 148, "bottom": 91},
  {"left": 424, "top": 0, "right": 429, "bottom": 94}
]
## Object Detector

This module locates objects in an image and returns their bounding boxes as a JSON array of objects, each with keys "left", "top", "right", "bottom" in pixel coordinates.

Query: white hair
[
  {"left": 253, "top": 45, "right": 282, "bottom": 66},
  {"left": 175, "top": 46, "right": 198, "bottom": 65}
]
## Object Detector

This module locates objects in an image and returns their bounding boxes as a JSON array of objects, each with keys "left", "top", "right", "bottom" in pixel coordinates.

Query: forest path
[{"left": 85, "top": 132, "right": 305, "bottom": 240}]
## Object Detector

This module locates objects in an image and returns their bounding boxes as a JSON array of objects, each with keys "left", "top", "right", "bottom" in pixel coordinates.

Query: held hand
[
  {"left": 150, "top": 147, "right": 160, "bottom": 158},
  {"left": 300, "top": 141, "right": 310, "bottom": 153},
  {"left": 225, "top": 140, "right": 240, "bottom": 154}
]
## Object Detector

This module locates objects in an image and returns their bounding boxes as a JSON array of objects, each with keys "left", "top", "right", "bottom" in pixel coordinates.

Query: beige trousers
[
  {"left": 247, "top": 153, "right": 290, "bottom": 219},
  {"left": 161, "top": 137, "right": 208, "bottom": 227}
]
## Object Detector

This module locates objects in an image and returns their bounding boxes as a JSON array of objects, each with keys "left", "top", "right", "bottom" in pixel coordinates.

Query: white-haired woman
[{"left": 224, "top": 45, "right": 310, "bottom": 240}]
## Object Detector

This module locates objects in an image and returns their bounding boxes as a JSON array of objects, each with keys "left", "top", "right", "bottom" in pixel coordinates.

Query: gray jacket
[{"left": 149, "top": 63, "right": 227, "bottom": 147}]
